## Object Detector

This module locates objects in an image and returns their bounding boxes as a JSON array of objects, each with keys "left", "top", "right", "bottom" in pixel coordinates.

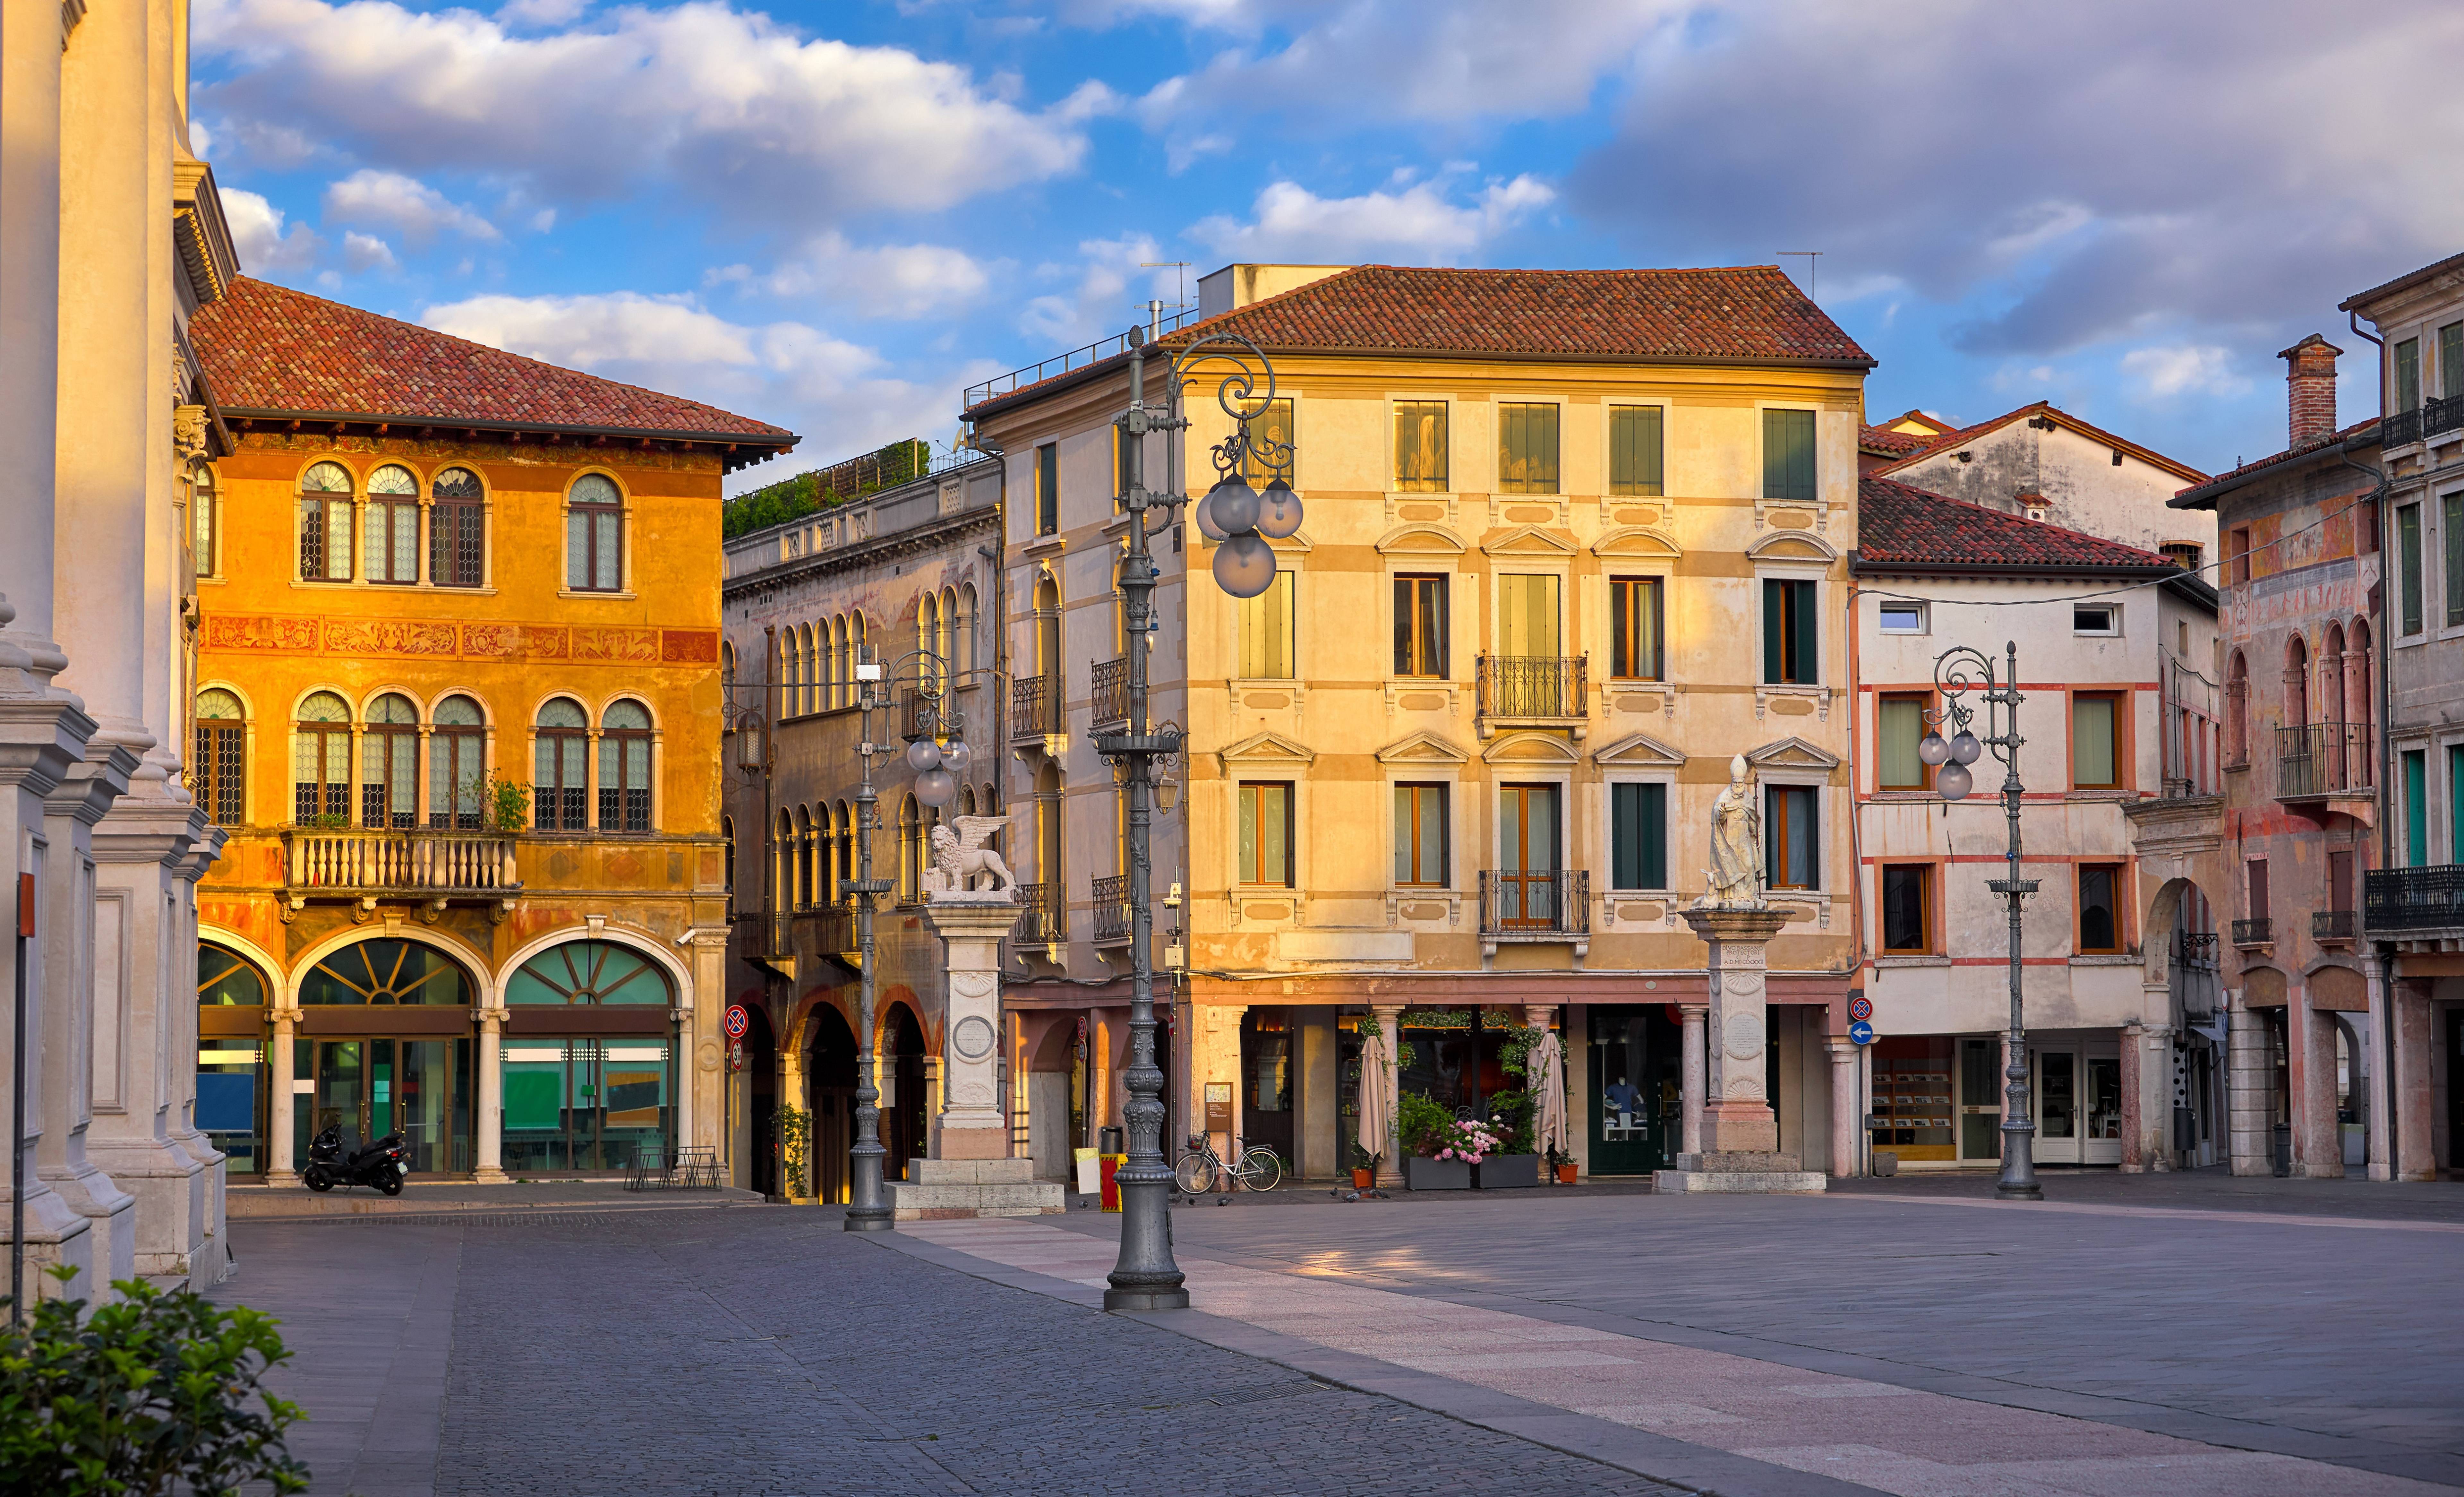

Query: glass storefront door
[
  {"left": 2031, "top": 1047, "right": 2123, "bottom": 1165},
  {"left": 2036, "top": 1049, "right": 2077, "bottom": 1161},
  {"left": 302, "top": 1037, "right": 472, "bottom": 1173},
  {"left": 1587, "top": 1006, "right": 1679, "bottom": 1174}
]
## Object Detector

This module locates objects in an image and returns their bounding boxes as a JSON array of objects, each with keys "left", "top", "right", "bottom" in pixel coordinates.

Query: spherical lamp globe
[
  {"left": 1935, "top": 760, "right": 1974, "bottom": 800},
  {"left": 915, "top": 767, "right": 957, "bottom": 807},
  {"left": 1209, "top": 475, "right": 1260, "bottom": 536},
  {"left": 905, "top": 738, "right": 942, "bottom": 774},
  {"left": 1254, "top": 477, "right": 1304, "bottom": 539},
  {"left": 1212, "top": 532, "right": 1278, "bottom": 598}
]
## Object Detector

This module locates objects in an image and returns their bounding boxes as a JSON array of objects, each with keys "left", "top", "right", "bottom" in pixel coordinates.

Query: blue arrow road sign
[{"left": 1848, "top": 1020, "right": 1875, "bottom": 1045}]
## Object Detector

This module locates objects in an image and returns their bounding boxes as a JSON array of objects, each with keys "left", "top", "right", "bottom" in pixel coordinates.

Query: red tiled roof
[
  {"left": 1858, "top": 424, "right": 1933, "bottom": 456},
  {"left": 190, "top": 277, "right": 796, "bottom": 444},
  {"left": 2169, "top": 417, "right": 2381, "bottom": 509},
  {"left": 1868, "top": 400, "right": 2207, "bottom": 485},
  {"left": 1156, "top": 263, "right": 1874, "bottom": 367},
  {"left": 1855, "top": 477, "right": 2178, "bottom": 572}
]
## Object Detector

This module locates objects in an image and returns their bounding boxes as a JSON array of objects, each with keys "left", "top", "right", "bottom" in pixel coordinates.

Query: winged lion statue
[{"left": 927, "top": 816, "right": 1015, "bottom": 897}]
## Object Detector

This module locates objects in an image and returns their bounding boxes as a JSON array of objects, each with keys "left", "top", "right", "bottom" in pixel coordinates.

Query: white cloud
[
  {"left": 1189, "top": 174, "right": 1553, "bottom": 263},
  {"left": 223, "top": 187, "right": 323, "bottom": 273},
  {"left": 187, "top": 120, "right": 213, "bottom": 155},
  {"left": 716, "top": 233, "right": 993, "bottom": 320},
  {"left": 341, "top": 231, "right": 398, "bottom": 274},
  {"left": 195, "top": 0, "right": 1093, "bottom": 230},
  {"left": 1016, "top": 235, "right": 1189, "bottom": 350},
  {"left": 324, "top": 169, "right": 501, "bottom": 246},
  {"left": 496, "top": 0, "right": 588, "bottom": 26},
  {"left": 419, "top": 290, "right": 960, "bottom": 481},
  {"left": 2122, "top": 345, "right": 2249, "bottom": 398}
]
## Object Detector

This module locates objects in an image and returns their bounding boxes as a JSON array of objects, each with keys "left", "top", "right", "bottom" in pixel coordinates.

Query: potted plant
[
  {"left": 1398, "top": 1092, "right": 1487, "bottom": 1190},
  {"left": 1474, "top": 1088, "right": 1541, "bottom": 1189},
  {"left": 1349, "top": 1140, "right": 1379, "bottom": 1190},
  {"left": 1550, "top": 1147, "right": 1579, "bottom": 1185}
]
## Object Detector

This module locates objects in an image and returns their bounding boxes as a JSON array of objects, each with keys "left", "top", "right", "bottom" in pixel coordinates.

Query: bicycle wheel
[
  {"left": 1174, "top": 1151, "right": 1216, "bottom": 1195},
  {"left": 1239, "top": 1147, "right": 1283, "bottom": 1193}
]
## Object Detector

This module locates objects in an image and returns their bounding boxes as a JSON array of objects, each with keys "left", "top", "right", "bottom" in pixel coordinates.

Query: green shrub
[
  {"left": 0, "top": 1269, "right": 308, "bottom": 1496},
  {"left": 776, "top": 1103, "right": 812, "bottom": 1198},
  {"left": 1485, "top": 1089, "right": 1537, "bottom": 1156},
  {"left": 1396, "top": 1091, "right": 1457, "bottom": 1159}
]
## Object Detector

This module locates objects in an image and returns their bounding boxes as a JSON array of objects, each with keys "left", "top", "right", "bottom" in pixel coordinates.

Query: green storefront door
[{"left": 1588, "top": 1006, "right": 1680, "bottom": 1174}]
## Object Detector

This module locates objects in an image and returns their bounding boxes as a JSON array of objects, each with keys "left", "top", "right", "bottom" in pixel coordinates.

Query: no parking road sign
[
  {"left": 1848, "top": 1020, "right": 1875, "bottom": 1045},
  {"left": 723, "top": 1004, "right": 749, "bottom": 1040},
  {"left": 1849, "top": 995, "right": 1873, "bottom": 1023}
]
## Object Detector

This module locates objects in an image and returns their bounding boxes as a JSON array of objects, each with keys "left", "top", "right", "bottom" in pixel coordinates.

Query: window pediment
[
  {"left": 1747, "top": 529, "right": 1839, "bottom": 564},
  {"left": 1219, "top": 729, "right": 1316, "bottom": 769},
  {"left": 1591, "top": 526, "right": 1683, "bottom": 560},
  {"left": 1375, "top": 730, "right": 1472, "bottom": 766},
  {"left": 1478, "top": 524, "right": 1578, "bottom": 557},
  {"left": 1593, "top": 731, "right": 1685, "bottom": 768},
  {"left": 1746, "top": 735, "right": 1841, "bottom": 772},
  {"left": 1480, "top": 730, "right": 1580, "bottom": 764},
  {"left": 1375, "top": 523, "right": 1467, "bottom": 555}
]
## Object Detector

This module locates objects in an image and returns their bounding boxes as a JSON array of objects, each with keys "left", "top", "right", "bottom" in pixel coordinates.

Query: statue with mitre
[{"left": 1701, "top": 754, "right": 1765, "bottom": 909}]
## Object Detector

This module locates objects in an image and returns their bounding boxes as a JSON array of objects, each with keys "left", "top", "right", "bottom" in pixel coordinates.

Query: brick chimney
[{"left": 2280, "top": 333, "right": 2341, "bottom": 446}]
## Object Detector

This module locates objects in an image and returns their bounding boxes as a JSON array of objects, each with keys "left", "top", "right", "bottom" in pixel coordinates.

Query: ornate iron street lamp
[
  {"left": 726, "top": 648, "right": 971, "bottom": 1230},
  {"left": 1916, "top": 641, "right": 2042, "bottom": 1200},
  {"left": 1100, "top": 325, "right": 1299, "bottom": 1311}
]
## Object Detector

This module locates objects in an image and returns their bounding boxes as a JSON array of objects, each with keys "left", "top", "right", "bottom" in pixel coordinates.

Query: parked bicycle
[{"left": 1174, "top": 1133, "right": 1283, "bottom": 1194}]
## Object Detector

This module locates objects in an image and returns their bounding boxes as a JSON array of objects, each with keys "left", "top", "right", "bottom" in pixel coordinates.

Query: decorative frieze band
[{"left": 203, "top": 612, "right": 718, "bottom": 666}]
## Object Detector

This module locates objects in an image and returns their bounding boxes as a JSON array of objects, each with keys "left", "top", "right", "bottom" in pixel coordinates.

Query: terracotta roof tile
[
  {"left": 1856, "top": 477, "right": 2177, "bottom": 572},
  {"left": 190, "top": 277, "right": 795, "bottom": 443},
  {"left": 1858, "top": 424, "right": 1933, "bottom": 455},
  {"left": 1867, "top": 399, "right": 2207, "bottom": 485},
  {"left": 1157, "top": 263, "right": 1874, "bottom": 366},
  {"left": 2170, "top": 417, "right": 2381, "bottom": 508}
]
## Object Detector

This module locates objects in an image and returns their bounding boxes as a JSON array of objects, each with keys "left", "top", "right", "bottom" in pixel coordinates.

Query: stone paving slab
[
  {"left": 901, "top": 1206, "right": 2460, "bottom": 1496},
  {"left": 217, "top": 1205, "right": 1698, "bottom": 1497},
  {"left": 226, "top": 1180, "right": 766, "bottom": 1219}
]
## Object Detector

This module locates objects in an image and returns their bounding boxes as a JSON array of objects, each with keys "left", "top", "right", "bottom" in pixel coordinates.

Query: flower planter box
[
  {"left": 1351, "top": 1167, "right": 1376, "bottom": 1190},
  {"left": 1554, "top": 1161, "right": 1579, "bottom": 1185},
  {"left": 1405, "top": 1157, "right": 1472, "bottom": 1191},
  {"left": 1472, "top": 1154, "right": 1540, "bottom": 1190}
]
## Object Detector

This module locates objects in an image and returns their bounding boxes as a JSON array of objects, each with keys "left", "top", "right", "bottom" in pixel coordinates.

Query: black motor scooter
[{"left": 303, "top": 1123, "right": 410, "bottom": 1195}]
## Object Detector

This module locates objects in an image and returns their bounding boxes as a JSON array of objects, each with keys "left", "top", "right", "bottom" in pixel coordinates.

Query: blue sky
[{"left": 192, "top": 0, "right": 2464, "bottom": 492}]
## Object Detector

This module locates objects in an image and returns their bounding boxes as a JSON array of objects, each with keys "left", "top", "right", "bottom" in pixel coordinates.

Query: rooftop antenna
[
  {"left": 1776, "top": 251, "right": 1823, "bottom": 300},
  {"left": 1140, "top": 261, "right": 1193, "bottom": 330}
]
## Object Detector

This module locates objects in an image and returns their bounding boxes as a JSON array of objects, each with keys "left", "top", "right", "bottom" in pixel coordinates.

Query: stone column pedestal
[
  {"left": 885, "top": 892, "right": 1061, "bottom": 1220},
  {"left": 1677, "top": 1002, "right": 1707, "bottom": 1158},
  {"left": 472, "top": 1010, "right": 506, "bottom": 1182},
  {"left": 1654, "top": 907, "right": 1824, "bottom": 1194}
]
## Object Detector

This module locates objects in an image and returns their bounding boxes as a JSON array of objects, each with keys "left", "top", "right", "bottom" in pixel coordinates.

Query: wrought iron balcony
[
  {"left": 800, "top": 902, "right": 858, "bottom": 957},
  {"left": 283, "top": 829, "right": 520, "bottom": 897},
  {"left": 1477, "top": 653, "right": 1588, "bottom": 722},
  {"left": 733, "top": 910, "right": 793, "bottom": 961},
  {"left": 2380, "top": 396, "right": 2464, "bottom": 450},
  {"left": 2311, "top": 909, "right": 2357, "bottom": 944},
  {"left": 2276, "top": 723, "right": 2372, "bottom": 803},
  {"left": 2172, "top": 930, "right": 2219, "bottom": 968},
  {"left": 2365, "top": 865, "right": 2464, "bottom": 934},
  {"left": 1012, "top": 674, "right": 1059, "bottom": 739},
  {"left": 2230, "top": 917, "right": 2273, "bottom": 948},
  {"left": 1091, "top": 874, "right": 1133, "bottom": 944},
  {"left": 1478, "top": 869, "right": 1590, "bottom": 939},
  {"left": 1016, "top": 881, "right": 1064, "bottom": 946},
  {"left": 1090, "top": 657, "right": 1131, "bottom": 731}
]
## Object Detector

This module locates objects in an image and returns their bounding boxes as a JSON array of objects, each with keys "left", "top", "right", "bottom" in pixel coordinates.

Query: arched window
[
  {"left": 293, "top": 691, "right": 351, "bottom": 824},
  {"left": 197, "top": 942, "right": 267, "bottom": 1006},
  {"left": 799, "top": 623, "right": 816, "bottom": 717},
  {"left": 431, "top": 467, "right": 485, "bottom": 588},
  {"left": 794, "top": 805, "right": 814, "bottom": 908},
  {"left": 599, "top": 700, "right": 653, "bottom": 831},
  {"left": 834, "top": 798, "right": 853, "bottom": 896},
  {"left": 918, "top": 592, "right": 941, "bottom": 689},
  {"left": 773, "top": 810, "right": 792, "bottom": 914},
  {"left": 898, "top": 794, "right": 923, "bottom": 903},
  {"left": 361, "top": 693, "right": 419, "bottom": 828},
  {"left": 723, "top": 814, "right": 737, "bottom": 913},
  {"left": 830, "top": 615, "right": 849, "bottom": 709},
  {"left": 2285, "top": 635, "right": 2310, "bottom": 729},
  {"left": 566, "top": 474, "right": 623, "bottom": 592},
  {"left": 430, "top": 695, "right": 486, "bottom": 830},
  {"left": 2224, "top": 651, "right": 2249, "bottom": 765},
  {"left": 1034, "top": 574, "right": 1061, "bottom": 678},
  {"left": 193, "top": 465, "right": 220, "bottom": 579},
  {"left": 366, "top": 465, "right": 420, "bottom": 584},
  {"left": 193, "top": 688, "right": 245, "bottom": 828},
  {"left": 535, "top": 699, "right": 589, "bottom": 830},
  {"left": 506, "top": 940, "right": 670, "bottom": 1005},
  {"left": 939, "top": 587, "right": 959, "bottom": 681},
  {"left": 956, "top": 583, "right": 978, "bottom": 674},
  {"left": 958, "top": 782, "right": 977, "bottom": 817},
  {"left": 300, "top": 939, "right": 472, "bottom": 1005},
  {"left": 2322, "top": 622, "right": 2348, "bottom": 727},
  {"left": 297, "top": 461, "right": 354, "bottom": 581},
  {"left": 2346, "top": 620, "right": 2374, "bottom": 730}
]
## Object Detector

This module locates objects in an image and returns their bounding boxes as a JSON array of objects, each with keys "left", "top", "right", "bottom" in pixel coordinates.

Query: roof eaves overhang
[
  {"left": 965, "top": 345, "right": 1876, "bottom": 422},
  {"left": 2338, "top": 250, "right": 2464, "bottom": 315},
  {"left": 220, "top": 406, "right": 801, "bottom": 473},
  {"left": 2168, "top": 428, "right": 2377, "bottom": 510},
  {"left": 1849, "top": 554, "right": 2179, "bottom": 582}
]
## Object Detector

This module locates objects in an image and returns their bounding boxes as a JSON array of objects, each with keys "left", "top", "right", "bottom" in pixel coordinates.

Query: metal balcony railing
[
  {"left": 2365, "top": 865, "right": 2464, "bottom": 933},
  {"left": 1477, "top": 654, "right": 1588, "bottom": 721},
  {"left": 2312, "top": 909, "right": 2357, "bottom": 943},
  {"left": 733, "top": 910, "right": 793, "bottom": 960},
  {"left": 1091, "top": 874, "right": 1133, "bottom": 943},
  {"left": 1012, "top": 674, "right": 1059, "bottom": 739},
  {"left": 1478, "top": 869, "right": 1590, "bottom": 938},
  {"left": 2379, "top": 397, "right": 2463, "bottom": 450},
  {"left": 800, "top": 902, "right": 858, "bottom": 956},
  {"left": 1090, "top": 657, "right": 1131, "bottom": 731},
  {"left": 2230, "top": 917, "right": 2273, "bottom": 947},
  {"left": 2276, "top": 723, "right": 2372, "bottom": 800},
  {"left": 283, "top": 830, "right": 520, "bottom": 894},
  {"left": 901, "top": 684, "right": 946, "bottom": 743},
  {"left": 1017, "top": 881, "right": 1063, "bottom": 946},
  {"left": 2172, "top": 930, "right": 2218, "bottom": 968}
]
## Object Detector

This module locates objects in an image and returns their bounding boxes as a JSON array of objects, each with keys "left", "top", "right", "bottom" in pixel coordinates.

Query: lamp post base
[
  {"left": 843, "top": 1211, "right": 896, "bottom": 1232},
  {"left": 1103, "top": 1286, "right": 1192, "bottom": 1312}
]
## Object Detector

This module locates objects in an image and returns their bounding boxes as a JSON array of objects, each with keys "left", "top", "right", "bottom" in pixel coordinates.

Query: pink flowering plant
[{"left": 1397, "top": 1092, "right": 1503, "bottom": 1163}]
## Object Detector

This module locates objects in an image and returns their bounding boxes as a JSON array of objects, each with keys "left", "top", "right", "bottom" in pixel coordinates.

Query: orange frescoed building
[{"left": 185, "top": 279, "right": 795, "bottom": 1183}]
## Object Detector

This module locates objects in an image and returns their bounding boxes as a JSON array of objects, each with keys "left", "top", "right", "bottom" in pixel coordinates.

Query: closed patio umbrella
[
  {"left": 1532, "top": 1028, "right": 1571, "bottom": 1162},
  {"left": 1356, "top": 1023, "right": 1393, "bottom": 1174}
]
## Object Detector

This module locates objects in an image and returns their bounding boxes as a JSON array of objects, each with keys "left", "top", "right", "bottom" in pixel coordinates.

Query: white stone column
[
  {"left": 1677, "top": 1002, "right": 1707, "bottom": 1158},
  {"left": 923, "top": 892, "right": 1022, "bottom": 1160},
  {"left": 1371, "top": 1001, "right": 1403, "bottom": 1189},
  {"left": 39, "top": 764, "right": 137, "bottom": 1289},
  {"left": 0, "top": 0, "right": 70, "bottom": 697},
  {"left": 474, "top": 1009, "right": 505, "bottom": 1181},
  {"left": 1826, "top": 1036, "right": 1861, "bottom": 1178},
  {"left": 1658, "top": 907, "right": 1821, "bottom": 1192},
  {"left": 268, "top": 1011, "right": 297, "bottom": 1180}
]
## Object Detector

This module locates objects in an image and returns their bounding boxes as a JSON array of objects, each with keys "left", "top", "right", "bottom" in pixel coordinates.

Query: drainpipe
[
  {"left": 2334, "top": 441, "right": 2395, "bottom": 1178},
  {"left": 1842, "top": 575, "right": 1869, "bottom": 1174}
]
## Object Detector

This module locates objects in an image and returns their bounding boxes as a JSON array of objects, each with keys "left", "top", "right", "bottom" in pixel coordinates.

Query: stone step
[{"left": 905, "top": 1157, "right": 1039, "bottom": 1186}]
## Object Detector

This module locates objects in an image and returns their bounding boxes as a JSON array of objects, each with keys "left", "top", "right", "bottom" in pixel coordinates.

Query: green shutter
[
  {"left": 2396, "top": 339, "right": 2421, "bottom": 413},
  {"left": 2400, "top": 503, "right": 2424, "bottom": 634},
  {"left": 1764, "top": 409, "right": 1815, "bottom": 502},
  {"left": 1238, "top": 786, "right": 1259, "bottom": 884},
  {"left": 2405, "top": 751, "right": 2428, "bottom": 866},
  {"left": 1640, "top": 782, "right": 1666, "bottom": 888},
  {"left": 1393, "top": 786, "right": 1413, "bottom": 885},
  {"left": 1762, "top": 579, "right": 1783, "bottom": 684},
  {"left": 2450, "top": 746, "right": 2464, "bottom": 865},
  {"left": 2447, "top": 493, "right": 2464, "bottom": 629},
  {"left": 2443, "top": 323, "right": 2464, "bottom": 401}
]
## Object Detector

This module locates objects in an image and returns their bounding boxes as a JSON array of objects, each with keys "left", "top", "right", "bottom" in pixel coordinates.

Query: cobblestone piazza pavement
[{"left": 215, "top": 1173, "right": 2464, "bottom": 1496}]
